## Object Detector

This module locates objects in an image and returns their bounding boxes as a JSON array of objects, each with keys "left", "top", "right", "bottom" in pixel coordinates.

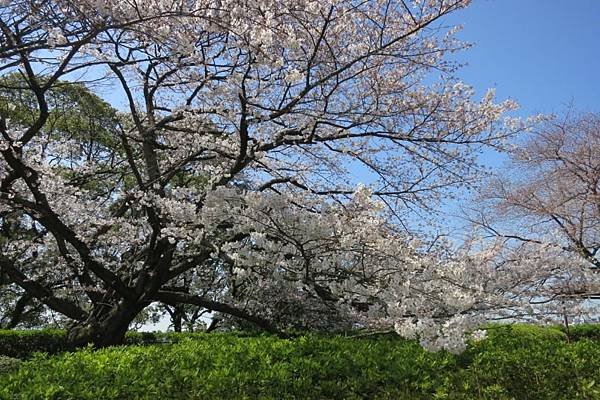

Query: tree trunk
[
  {"left": 164, "top": 304, "right": 183, "bottom": 332},
  {"left": 172, "top": 307, "right": 183, "bottom": 333},
  {"left": 67, "top": 301, "right": 146, "bottom": 348}
]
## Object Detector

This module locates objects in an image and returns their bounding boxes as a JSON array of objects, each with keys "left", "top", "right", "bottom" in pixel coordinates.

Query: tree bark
[{"left": 67, "top": 301, "right": 147, "bottom": 347}]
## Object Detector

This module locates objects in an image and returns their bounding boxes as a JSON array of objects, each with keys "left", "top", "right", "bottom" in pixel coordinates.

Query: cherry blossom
[{"left": 1, "top": 0, "right": 587, "bottom": 351}]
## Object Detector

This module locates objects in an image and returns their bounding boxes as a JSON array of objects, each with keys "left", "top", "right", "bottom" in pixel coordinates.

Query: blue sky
[
  {"left": 426, "top": 0, "right": 600, "bottom": 233},
  {"left": 449, "top": 0, "right": 600, "bottom": 116}
]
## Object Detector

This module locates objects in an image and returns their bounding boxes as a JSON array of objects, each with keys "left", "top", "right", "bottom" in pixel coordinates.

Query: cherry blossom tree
[
  {"left": 464, "top": 112, "right": 600, "bottom": 331},
  {"left": 1, "top": 0, "right": 530, "bottom": 348},
  {"left": 473, "top": 112, "right": 600, "bottom": 277},
  {"left": 0, "top": 72, "right": 122, "bottom": 329}
]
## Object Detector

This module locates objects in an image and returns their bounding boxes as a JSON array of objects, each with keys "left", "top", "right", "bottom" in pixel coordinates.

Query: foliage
[
  {"left": 0, "top": 73, "right": 120, "bottom": 151},
  {"left": 0, "top": 329, "right": 72, "bottom": 359},
  {"left": 0, "top": 329, "right": 255, "bottom": 359},
  {"left": 448, "top": 325, "right": 600, "bottom": 399},
  {"left": 1, "top": 326, "right": 600, "bottom": 399},
  {"left": 0, "top": 333, "right": 456, "bottom": 400},
  {"left": 0, "top": 356, "right": 21, "bottom": 376},
  {"left": 563, "top": 323, "right": 600, "bottom": 342}
]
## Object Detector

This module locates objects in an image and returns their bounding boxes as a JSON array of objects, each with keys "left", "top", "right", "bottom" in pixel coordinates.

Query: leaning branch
[{"left": 153, "top": 290, "right": 288, "bottom": 338}]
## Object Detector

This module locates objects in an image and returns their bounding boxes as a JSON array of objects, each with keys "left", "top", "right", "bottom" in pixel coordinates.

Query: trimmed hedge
[
  {"left": 0, "top": 334, "right": 455, "bottom": 399},
  {"left": 0, "top": 329, "right": 288, "bottom": 359},
  {"left": 452, "top": 325, "right": 600, "bottom": 399},
  {"left": 1, "top": 325, "right": 600, "bottom": 399},
  {"left": 0, "top": 324, "right": 587, "bottom": 360},
  {"left": 0, "top": 330, "right": 195, "bottom": 359},
  {"left": 562, "top": 323, "right": 600, "bottom": 342},
  {"left": 0, "top": 329, "right": 72, "bottom": 359}
]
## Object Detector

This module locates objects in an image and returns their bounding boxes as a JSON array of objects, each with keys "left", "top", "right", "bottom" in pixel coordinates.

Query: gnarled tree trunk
[{"left": 67, "top": 301, "right": 147, "bottom": 347}]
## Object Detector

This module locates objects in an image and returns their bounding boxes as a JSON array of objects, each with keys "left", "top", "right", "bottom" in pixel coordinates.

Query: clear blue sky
[{"left": 449, "top": 0, "right": 600, "bottom": 116}]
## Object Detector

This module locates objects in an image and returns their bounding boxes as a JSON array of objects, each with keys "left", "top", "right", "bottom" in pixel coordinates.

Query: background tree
[
  {"left": 468, "top": 111, "right": 600, "bottom": 315},
  {"left": 0, "top": 72, "right": 122, "bottom": 329},
  {"left": 1, "top": 0, "right": 535, "bottom": 349}
]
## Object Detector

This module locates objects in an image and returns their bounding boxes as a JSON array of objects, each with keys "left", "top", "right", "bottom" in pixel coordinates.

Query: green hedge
[
  {"left": 563, "top": 323, "right": 600, "bottom": 342},
  {"left": 0, "top": 334, "right": 453, "bottom": 400},
  {"left": 2, "top": 324, "right": 595, "bottom": 360},
  {"left": 0, "top": 330, "right": 73, "bottom": 359},
  {"left": 451, "top": 325, "right": 600, "bottom": 399},
  {"left": 1, "top": 325, "right": 600, "bottom": 399},
  {"left": 0, "top": 329, "right": 294, "bottom": 359},
  {"left": 0, "top": 330, "right": 198, "bottom": 359}
]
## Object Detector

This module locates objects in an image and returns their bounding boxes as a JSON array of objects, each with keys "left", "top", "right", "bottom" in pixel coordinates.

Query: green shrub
[
  {"left": 563, "top": 323, "right": 600, "bottom": 342},
  {"left": 483, "top": 323, "right": 568, "bottom": 345},
  {"left": 445, "top": 324, "right": 600, "bottom": 399},
  {"left": 0, "top": 329, "right": 72, "bottom": 359},
  {"left": 0, "top": 356, "right": 21, "bottom": 376},
  {"left": 0, "top": 334, "right": 455, "bottom": 400},
  {"left": 1, "top": 326, "right": 600, "bottom": 399},
  {"left": 0, "top": 330, "right": 199, "bottom": 359}
]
